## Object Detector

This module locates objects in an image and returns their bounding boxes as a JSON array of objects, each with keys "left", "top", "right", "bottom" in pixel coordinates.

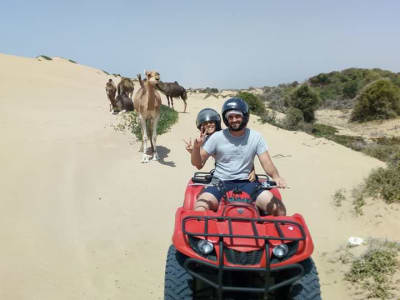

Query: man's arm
[
  {"left": 191, "top": 143, "right": 210, "bottom": 169},
  {"left": 258, "top": 151, "right": 287, "bottom": 188}
]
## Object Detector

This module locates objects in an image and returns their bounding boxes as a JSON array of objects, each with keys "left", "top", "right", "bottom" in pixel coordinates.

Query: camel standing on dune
[
  {"left": 156, "top": 81, "right": 188, "bottom": 112},
  {"left": 114, "top": 77, "right": 134, "bottom": 113},
  {"left": 105, "top": 79, "right": 117, "bottom": 112},
  {"left": 117, "top": 77, "right": 135, "bottom": 98},
  {"left": 134, "top": 71, "right": 161, "bottom": 163}
]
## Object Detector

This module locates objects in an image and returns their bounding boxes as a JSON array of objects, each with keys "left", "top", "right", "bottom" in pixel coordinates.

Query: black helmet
[
  {"left": 196, "top": 108, "right": 221, "bottom": 131},
  {"left": 221, "top": 97, "right": 249, "bottom": 130}
]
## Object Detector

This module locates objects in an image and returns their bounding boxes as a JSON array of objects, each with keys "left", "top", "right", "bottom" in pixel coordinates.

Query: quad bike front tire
[
  {"left": 288, "top": 257, "right": 321, "bottom": 300},
  {"left": 164, "top": 245, "right": 194, "bottom": 300}
]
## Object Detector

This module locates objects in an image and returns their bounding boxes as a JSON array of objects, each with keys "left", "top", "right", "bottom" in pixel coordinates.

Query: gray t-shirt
[{"left": 202, "top": 128, "right": 268, "bottom": 181}]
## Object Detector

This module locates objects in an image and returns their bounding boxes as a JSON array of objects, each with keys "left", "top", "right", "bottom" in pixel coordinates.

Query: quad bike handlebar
[{"left": 192, "top": 170, "right": 278, "bottom": 189}]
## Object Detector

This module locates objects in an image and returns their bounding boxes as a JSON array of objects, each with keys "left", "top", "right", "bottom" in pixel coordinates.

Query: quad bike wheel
[
  {"left": 164, "top": 245, "right": 194, "bottom": 300},
  {"left": 288, "top": 258, "right": 321, "bottom": 300}
]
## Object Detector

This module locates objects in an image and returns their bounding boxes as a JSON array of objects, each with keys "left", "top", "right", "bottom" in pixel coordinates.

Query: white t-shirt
[{"left": 202, "top": 128, "right": 268, "bottom": 181}]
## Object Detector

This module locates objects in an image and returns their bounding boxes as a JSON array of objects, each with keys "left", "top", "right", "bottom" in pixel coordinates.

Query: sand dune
[{"left": 0, "top": 53, "right": 398, "bottom": 299}]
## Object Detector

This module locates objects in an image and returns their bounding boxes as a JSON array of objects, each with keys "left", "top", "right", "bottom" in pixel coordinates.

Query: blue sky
[{"left": 1, "top": 0, "right": 399, "bottom": 89}]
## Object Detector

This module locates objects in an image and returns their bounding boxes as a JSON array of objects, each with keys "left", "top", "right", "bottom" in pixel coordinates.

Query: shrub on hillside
[
  {"left": 363, "top": 165, "right": 400, "bottom": 204},
  {"left": 237, "top": 91, "right": 266, "bottom": 116},
  {"left": 288, "top": 84, "right": 320, "bottom": 122},
  {"left": 342, "top": 80, "right": 359, "bottom": 99},
  {"left": 202, "top": 87, "right": 219, "bottom": 94},
  {"left": 282, "top": 107, "right": 304, "bottom": 130},
  {"left": 363, "top": 137, "right": 400, "bottom": 165},
  {"left": 350, "top": 79, "right": 400, "bottom": 122},
  {"left": 345, "top": 242, "right": 399, "bottom": 299}
]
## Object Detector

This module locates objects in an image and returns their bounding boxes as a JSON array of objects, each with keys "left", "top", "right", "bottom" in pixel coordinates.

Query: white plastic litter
[{"left": 348, "top": 236, "right": 364, "bottom": 246}]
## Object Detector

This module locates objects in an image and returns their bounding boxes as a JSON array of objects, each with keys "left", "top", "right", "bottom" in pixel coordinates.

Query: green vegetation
[
  {"left": 363, "top": 137, "right": 400, "bottom": 166},
  {"left": 348, "top": 136, "right": 400, "bottom": 213},
  {"left": 309, "top": 68, "right": 400, "bottom": 106},
  {"left": 102, "top": 70, "right": 110, "bottom": 75},
  {"left": 288, "top": 84, "right": 321, "bottom": 122},
  {"left": 363, "top": 165, "right": 400, "bottom": 204},
  {"left": 350, "top": 79, "right": 400, "bottom": 122},
  {"left": 237, "top": 91, "right": 266, "bottom": 116},
  {"left": 37, "top": 55, "right": 52, "bottom": 60},
  {"left": 282, "top": 107, "right": 304, "bottom": 130},
  {"left": 260, "top": 82, "right": 298, "bottom": 112},
  {"left": 345, "top": 240, "right": 400, "bottom": 299},
  {"left": 113, "top": 105, "right": 178, "bottom": 141},
  {"left": 68, "top": 59, "right": 77, "bottom": 64},
  {"left": 332, "top": 189, "right": 346, "bottom": 207},
  {"left": 260, "top": 68, "right": 400, "bottom": 111},
  {"left": 198, "top": 87, "right": 219, "bottom": 94}
]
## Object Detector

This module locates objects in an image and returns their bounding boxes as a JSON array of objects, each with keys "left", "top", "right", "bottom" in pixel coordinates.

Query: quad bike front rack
[{"left": 182, "top": 215, "right": 307, "bottom": 299}]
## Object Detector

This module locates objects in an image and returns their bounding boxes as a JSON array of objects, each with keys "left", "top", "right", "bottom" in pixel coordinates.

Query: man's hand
[
  {"left": 183, "top": 138, "right": 193, "bottom": 153},
  {"left": 193, "top": 125, "right": 207, "bottom": 149},
  {"left": 248, "top": 169, "right": 256, "bottom": 182},
  {"left": 272, "top": 176, "right": 287, "bottom": 189}
]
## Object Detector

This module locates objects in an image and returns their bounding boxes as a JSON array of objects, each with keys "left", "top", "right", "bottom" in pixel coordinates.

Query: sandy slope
[{"left": 0, "top": 53, "right": 398, "bottom": 300}]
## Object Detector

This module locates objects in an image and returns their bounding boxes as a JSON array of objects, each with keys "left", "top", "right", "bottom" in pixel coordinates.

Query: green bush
[
  {"left": 282, "top": 107, "right": 304, "bottom": 130},
  {"left": 237, "top": 91, "right": 266, "bottom": 116},
  {"left": 342, "top": 81, "right": 359, "bottom": 98},
  {"left": 345, "top": 247, "right": 398, "bottom": 299},
  {"left": 201, "top": 87, "right": 219, "bottom": 93},
  {"left": 350, "top": 79, "right": 400, "bottom": 122},
  {"left": 259, "top": 110, "right": 280, "bottom": 127},
  {"left": 363, "top": 165, "right": 400, "bottom": 204},
  {"left": 311, "top": 123, "right": 338, "bottom": 137},
  {"left": 288, "top": 85, "right": 320, "bottom": 122}
]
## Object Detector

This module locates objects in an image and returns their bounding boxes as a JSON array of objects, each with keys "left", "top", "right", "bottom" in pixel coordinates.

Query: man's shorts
[{"left": 202, "top": 178, "right": 264, "bottom": 202}]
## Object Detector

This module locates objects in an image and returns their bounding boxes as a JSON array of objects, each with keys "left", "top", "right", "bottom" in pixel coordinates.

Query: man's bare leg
[
  {"left": 194, "top": 192, "right": 219, "bottom": 211},
  {"left": 255, "top": 190, "right": 286, "bottom": 216}
]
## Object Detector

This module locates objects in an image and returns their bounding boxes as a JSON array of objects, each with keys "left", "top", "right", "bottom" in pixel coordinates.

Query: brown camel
[
  {"left": 117, "top": 77, "right": 135, "bottom": 98},
  {"left": 105, "top": 79, "right": 117, "bottom": 112},
  {"left": 115, "top": 94, "right": 134, "bottom": 112},
  {"left": 156, "top": 81, "right": 188, "bottom": 112},
  {"left": 133, "top": 71, "right": 161, "bottom": 163}
]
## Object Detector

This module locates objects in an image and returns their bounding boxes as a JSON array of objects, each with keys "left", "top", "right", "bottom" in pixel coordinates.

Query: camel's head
[{"left": 145, "top": 71, "right": 160, "bottom": 85}]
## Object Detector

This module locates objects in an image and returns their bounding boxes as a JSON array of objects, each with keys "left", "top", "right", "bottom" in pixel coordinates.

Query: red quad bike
[{"left": 165, "top": 171, "right": 321, "bottom": 300}]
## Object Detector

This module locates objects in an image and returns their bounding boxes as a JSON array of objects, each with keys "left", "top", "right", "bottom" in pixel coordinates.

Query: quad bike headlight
[
  {"left": 272, "top": 244, "right": 289, "bottom": 259},
  {"left": 197, "top": 239, "right": 214, "bottom": 255}
]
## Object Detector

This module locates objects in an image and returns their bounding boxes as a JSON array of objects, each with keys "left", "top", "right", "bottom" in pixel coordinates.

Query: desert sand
[{"left": 1, "top": 53, "right": 399, "bottom": 299}]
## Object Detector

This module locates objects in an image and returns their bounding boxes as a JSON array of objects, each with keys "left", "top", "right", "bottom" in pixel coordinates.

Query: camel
[
  {"left": 117, "top": 77, "right": 135, "bottom": 99},
  {"left": 133, "top": 71, "right": 161, "bottom": 163},
  {"left": 105, "top": 79, "right": 117, "bottom": 112},
  {"left": 156, "top": 81, "right": 188, "bottom": 112},
  {"left": 115, "top": 94, "right": 134, "bottom": 112}
]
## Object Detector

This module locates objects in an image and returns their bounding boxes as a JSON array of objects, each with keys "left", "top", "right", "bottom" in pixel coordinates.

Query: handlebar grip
[{"left": 261, "top": 180, "right": 277, "bottom": 189}]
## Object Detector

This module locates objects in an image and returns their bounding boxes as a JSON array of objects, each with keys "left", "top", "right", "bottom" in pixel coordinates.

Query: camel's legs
[
  {"left": 166, "top": 96, "right": 170, "bottom": 107},
  {"left": 139, "top": 116, "right": 150, "bottom": 163},
  {"left": 182, "top": 98, "right": 187, "bottom": 113},
  {"left": 150, "top": 114, "right": 160, "bottom": 161},
  {"left": 137, "top": 116, "right": 144, "bottom": 152}
]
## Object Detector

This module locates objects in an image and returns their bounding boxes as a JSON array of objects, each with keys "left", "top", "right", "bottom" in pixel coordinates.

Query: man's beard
[{"left": 229, "top": 123, "right": 242, "bottom": 131}]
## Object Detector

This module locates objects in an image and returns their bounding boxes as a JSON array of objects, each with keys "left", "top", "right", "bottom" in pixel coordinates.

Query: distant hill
[{"left": 260, "top": 68, "right": 400, "bottom": 110}]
